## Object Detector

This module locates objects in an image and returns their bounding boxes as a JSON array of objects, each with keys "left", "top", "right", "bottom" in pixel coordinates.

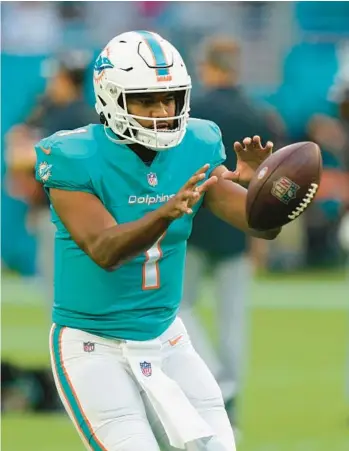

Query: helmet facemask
[{"left": 96, "top": 82, "right": 191, "bottom": 150}]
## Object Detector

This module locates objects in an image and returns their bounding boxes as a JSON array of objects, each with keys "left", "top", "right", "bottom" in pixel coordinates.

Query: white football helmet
[{"left": 93, "top": 30, "right": 192, "bottom": 150}]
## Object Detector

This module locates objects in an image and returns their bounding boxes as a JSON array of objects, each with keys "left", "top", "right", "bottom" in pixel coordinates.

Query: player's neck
[
  {"left": 127, "top": 143, "right": 157, "bottom": 166},
  {"left": 104, "top": 127, "right": 157, "bottom": 166}
]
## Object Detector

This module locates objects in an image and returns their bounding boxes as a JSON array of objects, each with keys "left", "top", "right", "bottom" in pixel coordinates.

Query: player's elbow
[
  {"left": 85, "top": 235, "right": 122, "bottom": 271},
  {"left": 96, "top": 256, "right": 120, "bottom": 271},
  {"left": 92, "top": 251, "right": 121, "bottom": 271}
]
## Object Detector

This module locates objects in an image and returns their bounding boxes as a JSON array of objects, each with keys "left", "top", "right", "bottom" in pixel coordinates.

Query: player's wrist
[{"left": 153, "top": 205, "right": 177, "bottom": 223}]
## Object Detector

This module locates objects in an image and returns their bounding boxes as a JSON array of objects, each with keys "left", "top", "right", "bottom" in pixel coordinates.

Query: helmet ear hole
[{"left": 100, "top": 112, "right": 108, "bottom": 125}]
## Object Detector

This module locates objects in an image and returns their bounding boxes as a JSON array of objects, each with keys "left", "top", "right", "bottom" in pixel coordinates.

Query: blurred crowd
[{"left": 2, "top": 1, "right": 349, "bottom": 420}]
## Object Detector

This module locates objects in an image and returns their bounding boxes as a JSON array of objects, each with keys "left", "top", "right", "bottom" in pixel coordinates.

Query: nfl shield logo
[
  {"left": 140, "top": 361, "right": 152, "bottom": 377},
  {"left": 271, "top": 177, "right": 300, "bottom": 205},
  {"left": 147, "top": 172, "right": 158, "bottom": 187},
  {"left": 83, "top": 342, "right": 95, "bottom": 353}
]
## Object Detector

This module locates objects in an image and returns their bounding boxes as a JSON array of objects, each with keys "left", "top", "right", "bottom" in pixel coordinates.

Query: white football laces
[{"left": 288, "top": 183, "right": 319, "bottom": 220}]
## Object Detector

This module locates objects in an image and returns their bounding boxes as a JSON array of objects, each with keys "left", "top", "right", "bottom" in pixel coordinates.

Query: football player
[{"left": 35, "top": 31, "right": 279, "bottom": 451}]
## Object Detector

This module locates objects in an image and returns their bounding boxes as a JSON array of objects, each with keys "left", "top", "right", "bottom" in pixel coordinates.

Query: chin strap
[
  {"left": 104, "top": 125, "right": 134, "bottom": 146},
  {"left": 103, "top": 122, "right": 177, "bottom": 152},
  {"left": 104, "top": 123, "right": 163, "bottom": 151}
]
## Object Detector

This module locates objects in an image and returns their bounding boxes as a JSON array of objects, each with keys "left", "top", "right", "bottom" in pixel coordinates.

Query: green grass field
[{"left": 2, "top": 272, "right": 349, "bottom": 451}]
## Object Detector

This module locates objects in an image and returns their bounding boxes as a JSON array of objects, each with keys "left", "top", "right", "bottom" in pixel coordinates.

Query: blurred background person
[
  {"left": 329, "top": 60, "right": 349, "bottom": 407},
  {"left": 180, "top": 36, "right": 285, "bottom": 426},
  {"left": 303, "top": 112, "right": 349, "bottom": 267},
  {"left": 301, "top": 45, "right": 349, "bottom": 268},
  {"left": 5, "top": 51, "right": 96, "bottom": 302}
]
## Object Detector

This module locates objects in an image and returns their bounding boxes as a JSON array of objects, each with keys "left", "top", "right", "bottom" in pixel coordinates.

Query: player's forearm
[
  {"left": 88, "top": 209, "right": 171, "bottom": 269},
  {"left": 206, "top": 180, "right": 281, "bottom": 240}
]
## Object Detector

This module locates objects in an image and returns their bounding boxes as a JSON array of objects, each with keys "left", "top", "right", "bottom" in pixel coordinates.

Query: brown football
[{"left": 246, "top": 142, "right": 322, "bottom": 231}]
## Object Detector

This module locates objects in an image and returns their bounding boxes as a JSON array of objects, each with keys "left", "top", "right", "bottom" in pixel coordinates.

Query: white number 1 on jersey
[{"left": 142, "top": 234, "right": 165, "bottom": 290}]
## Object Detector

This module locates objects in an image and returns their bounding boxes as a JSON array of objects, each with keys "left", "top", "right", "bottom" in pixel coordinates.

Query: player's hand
[
  {"left": 222, "top": 136, "right": 273, "bottom": 187},
  {"left": 159, "top": 164, "right": 218, "bottom": 220}
]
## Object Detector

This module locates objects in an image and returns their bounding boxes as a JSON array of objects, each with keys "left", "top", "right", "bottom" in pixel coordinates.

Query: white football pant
[{"left": 49, "top": 317, "right": 236, "bottom": 451}]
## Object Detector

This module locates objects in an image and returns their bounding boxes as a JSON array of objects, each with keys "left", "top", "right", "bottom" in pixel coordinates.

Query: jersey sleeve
[
  {"left": 207, "top": 121, "right": 226, "bottom": 175},
  {"left": 34, "top": 135, "right": 94, "bottom": 194}
]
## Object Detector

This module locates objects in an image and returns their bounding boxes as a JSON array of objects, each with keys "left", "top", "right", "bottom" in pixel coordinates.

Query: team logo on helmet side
[
  {"left": 94, "top": 47, "right": 114, "bottom": 82},
  {"left": 147, "top": 172, "right": 158, "bottom": 187},
  {"left": 140, "top": 361, "right": 152, "bottom": 377}
]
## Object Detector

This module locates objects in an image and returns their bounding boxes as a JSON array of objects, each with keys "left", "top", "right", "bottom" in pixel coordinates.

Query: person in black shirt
[{"left": 180, "top": 37, "right": 283, "bottom": 425}]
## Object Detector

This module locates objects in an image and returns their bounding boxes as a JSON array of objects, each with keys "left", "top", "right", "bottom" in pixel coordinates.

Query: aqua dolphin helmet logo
[{"left": 94, "top": 47, "right": 114, "bottom": 81}]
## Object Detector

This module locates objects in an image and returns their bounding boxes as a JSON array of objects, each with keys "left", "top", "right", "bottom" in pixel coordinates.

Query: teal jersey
[{"left": 35, "top": 119, "right": 226, "bottom": 340}]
